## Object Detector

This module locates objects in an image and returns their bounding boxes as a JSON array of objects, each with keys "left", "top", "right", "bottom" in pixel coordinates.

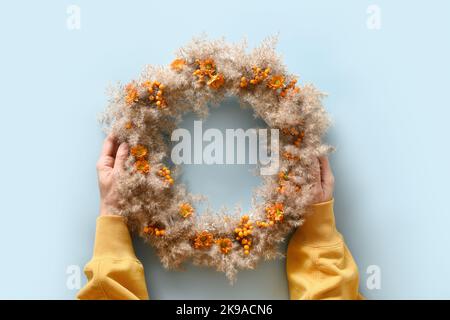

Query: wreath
[{"left": 101, "top": 37, "right": 331, "bottom": 281}]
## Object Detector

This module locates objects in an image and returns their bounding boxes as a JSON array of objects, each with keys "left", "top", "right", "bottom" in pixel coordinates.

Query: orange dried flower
[
  {"left": 216, "top": 238, "right": 233, "bottom": 254},
  {"left": 267, "top": 75, "right": 285, "bottom": 90},
  {"left": 277, "top": 185, "right": 285, "bottom": 194},
  {"left": 280, "top": 79, "right": 300, "bottom": 98},
  {"left": 125, "top": 83, "right": 139, "bottom": 105},
  {"left": 135, "top": 159, "right": 150, "bottom": 174},
  {"left": 130, "top": 144, "right": 148, "bottom": 160},
  {"left": 194, "top": 231, "right": 214, "bottom": 249},
  {"left": 278, "top": 170, "right": 289, "bottom": 181},
  {"left": 125, "top": 122, "right": 133, "bottom": 129},
  {"left": 266, "top": 203, "right": 284, "bottom": 223},
  {"left": 277, "top": 170, "right": 290, "bottom": 194},
  {"left": 179, "top": 203, "right": 194, "bottom": 218},
  {"left": 207, "top": 73, "right": 225, "bottom": 89},
  {"left": 198, "top": 58, "right": 215, "bottom": 72},
  {"left": 193, "top": 58, "right": 217, "bottom": 83},
  {"left": 170, "top": 58, "right": 186, "bottom": 71}
]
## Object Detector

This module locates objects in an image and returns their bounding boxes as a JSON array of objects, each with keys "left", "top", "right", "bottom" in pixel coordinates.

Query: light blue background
[{"left": 0, "top": 0, "right": 449, "bottom": 299}]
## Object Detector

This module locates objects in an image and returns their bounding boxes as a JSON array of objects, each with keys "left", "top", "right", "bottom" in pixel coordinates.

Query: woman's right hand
[{"left": 309, "top": 156, "right": 335, "bottom": 205}]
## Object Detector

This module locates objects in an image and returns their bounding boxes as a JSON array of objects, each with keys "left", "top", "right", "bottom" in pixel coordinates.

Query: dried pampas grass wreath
[{"left": 100, "top": 36, "right": 331, "bottom": 282}]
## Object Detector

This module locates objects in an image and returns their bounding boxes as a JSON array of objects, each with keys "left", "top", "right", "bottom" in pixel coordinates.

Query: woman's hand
[
  {"left": 309, "top": 156, "right": 335, "bottom": 204},
  {"left": 96, "top": 134, "right": 129, "bottom": 216}
]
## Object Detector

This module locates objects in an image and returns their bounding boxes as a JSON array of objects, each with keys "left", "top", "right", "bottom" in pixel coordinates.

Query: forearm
[
  {"left": 286, "top": 199, "right": 362, "bottom": 300},
  {"left": 77, "top": 216, "right": 149, "bottom": 300}
]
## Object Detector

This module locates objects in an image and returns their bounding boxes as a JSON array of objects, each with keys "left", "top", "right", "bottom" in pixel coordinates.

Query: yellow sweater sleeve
[
  {"left": 286, "top": 199, "right": 363, "bottom": 300},
  {"left": 78, "top": 201, "right": 361, "bottom": 300},
  {"left": 77, "top": 216, "right": 149, "bottom": 300}
]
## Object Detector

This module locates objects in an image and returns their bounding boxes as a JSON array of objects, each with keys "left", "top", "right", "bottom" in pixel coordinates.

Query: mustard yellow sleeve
[
  {"left": 286, "top": 199, "right": 363, "bottom": 300},
  {"left": 77, "top": 216, "right": 149, "bottom": 300}
]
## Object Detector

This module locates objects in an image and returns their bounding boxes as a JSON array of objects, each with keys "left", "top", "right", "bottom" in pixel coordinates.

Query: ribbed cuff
[
  {"left": 290, "top": 199, "right": 342, "bottom": 247},
  {"left": 93, "top": 215, "right": 137, "bottom": 259}
]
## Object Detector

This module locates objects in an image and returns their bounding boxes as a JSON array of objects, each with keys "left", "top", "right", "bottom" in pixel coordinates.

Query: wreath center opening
[{"left": 172, "top": 97, "right": 270, "bottom": 215}]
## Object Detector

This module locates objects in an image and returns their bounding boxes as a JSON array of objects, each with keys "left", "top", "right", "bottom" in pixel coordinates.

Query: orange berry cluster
[
  {"left": 131, "top": 144, "right": 148, "bottom": 159},
  {"left": 143, "top": 225, "right": 165, "bottom": 237},
  {"left": 179, "top": 203, "right": 194, "bottom": 218},
  {"left": 216, "top": 238, "right": 233, "bottom": 254},
  {"left": 255, "top": 220, "right": 273, "bottom": 228},
  {"left": 158, "top": 166, "right": 174, "bottom": 185},
  {"left": 124, "top": 80, "right": 167, "bottom": 108},
  {"left": 234, "top": 215, "right": 253, "bottom": 255},
  {"left": 131, "top": 144, "right": 150, "bottom": 174},
  {"left": 194, "top": 230, "right": 214, "bottom": 249},
  {"left": 193, "top": 58, "right": 225, "bottom": 89},
  {"left": 142, "top": 80, "right": 167, "bottom": 109},
  {"left": 282, "top": 127, "right": 305, "bottom": 147},
  {"left": 240, "top": 66, "right": 271, "bottom": 88}
]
